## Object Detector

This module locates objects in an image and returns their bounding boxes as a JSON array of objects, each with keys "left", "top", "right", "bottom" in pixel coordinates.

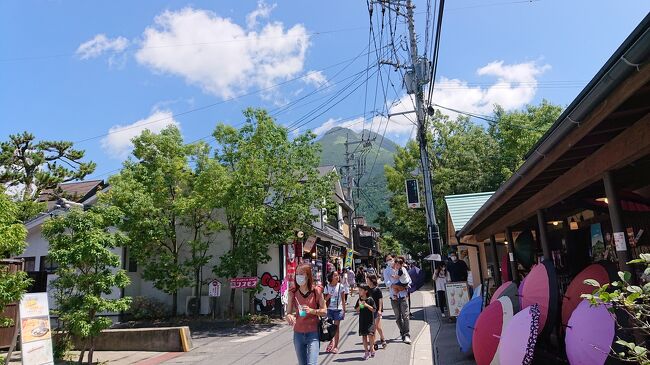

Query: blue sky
[{"left": 1, "top": 1, "right": 648, "bottom": 180}]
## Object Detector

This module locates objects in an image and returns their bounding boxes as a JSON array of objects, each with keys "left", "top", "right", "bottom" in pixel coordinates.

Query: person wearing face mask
[
  {"left": 434, "top": 264, "right": 451, "bottom": 317},
  {"left": 286, "top": 264, "right": 327, "bottom": 365},
  {"left": 447, "top": 252, "right": 469, "bottom": 282},
  {"left": 383, "top": 254, "right": 394, "bottom": 287}
]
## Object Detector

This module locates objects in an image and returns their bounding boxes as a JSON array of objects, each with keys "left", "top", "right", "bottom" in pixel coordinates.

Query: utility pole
[
  {"left": 404, "top": 0, "right": 442, "bottom": 262},
  {"left": 343, "top": 133, "right": 375, "bottom": 270}
]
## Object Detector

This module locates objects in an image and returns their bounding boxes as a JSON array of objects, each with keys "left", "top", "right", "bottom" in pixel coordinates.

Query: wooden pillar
[
  {"left": 603, "top": 171, "right": 634, "bottom": 277},
  {"left": 490, "top": 235, "right": 502, "bottom": 287},
  {"left": 536, "top": 209, "right": 552, "bottom": 261},
  {"left": 505, "top": 227, "right": 519, "bottom": 284}
]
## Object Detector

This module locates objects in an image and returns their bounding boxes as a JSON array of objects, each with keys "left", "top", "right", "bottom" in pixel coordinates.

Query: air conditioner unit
[{"left": 185, "top": 296, "right": 212, "bottom": 315}]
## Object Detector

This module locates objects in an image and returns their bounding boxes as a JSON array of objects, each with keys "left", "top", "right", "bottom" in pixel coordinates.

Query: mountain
[{"left": 317, "top": 127, "right": 398, "bottom": 224}]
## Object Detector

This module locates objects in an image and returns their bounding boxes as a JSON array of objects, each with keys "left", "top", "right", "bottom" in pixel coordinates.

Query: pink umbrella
[
  {"left": 565, "top": 300, "right": 615, "bottom": 365},
  {"left": 473, "top": 296, "right": 514, "bottom": 365},
  {"left": 499, "top": 304, "right": 541, "bottom": 365},
  {"left": 561, "top": 262, "right": 617, "bottom": 330},
  {"left": 518, "top": 275, "right": 527, "bottom": 298},
  {"left": 521, "top": 260, "right": 558, "bottom": 337},
  {"left": 490, "top": 281, "right": 520, "bottom": 313}
]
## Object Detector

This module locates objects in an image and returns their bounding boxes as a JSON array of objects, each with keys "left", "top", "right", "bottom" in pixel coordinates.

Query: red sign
[{"left": 229, "top": 277, "right": 258, "bottom": 289}]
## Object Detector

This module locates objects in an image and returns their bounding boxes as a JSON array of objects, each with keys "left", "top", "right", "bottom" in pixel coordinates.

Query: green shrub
[{"left": 129, "top": 296, "right": 169, "bottom": 321}]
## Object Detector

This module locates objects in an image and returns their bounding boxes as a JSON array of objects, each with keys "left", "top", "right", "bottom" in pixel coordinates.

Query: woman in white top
[
  {"left": 324, "top": 271, "right": 346, "bottom": 353},
  {"left": 434, "top": 264, "right": 451, "bottom": 317}
]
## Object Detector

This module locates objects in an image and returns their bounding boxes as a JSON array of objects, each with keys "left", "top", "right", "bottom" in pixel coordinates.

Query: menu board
[
  {"left": 19, "top": 293, "right": 54, "bottom": 365},
  {"left": 445, "top": 282, "right": 470, "bottom": 317}
]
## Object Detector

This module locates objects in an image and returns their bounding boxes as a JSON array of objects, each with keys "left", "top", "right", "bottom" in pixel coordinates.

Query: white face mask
[
  {"left": 386, "top": 260, "right": 394, "bottom": 267},
  {"left": 295, "top": 275, "right": 307, "bottom": 286},
  {"left": 451, "top": 256, "right": 458, "bottom": 262}
]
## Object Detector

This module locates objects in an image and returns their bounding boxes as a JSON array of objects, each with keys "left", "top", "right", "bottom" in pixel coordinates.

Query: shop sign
[
  {"left": 229, "top": 277, "right": 258, "bottom": 289},
  {"left": 613, "top": 232, "right": 627, "bottom": 251},
  {"left": 209, "top": 280, "right": 221, "bottom": 297},
  {"left": 445, "top": 282, "right": 470, "bottom": 317},
  {"left": 19, "top": 293, "right": 54, "bottom": 365},
  {"left": 344, "top": 250, "right": 354, "bottom": 268},
  {"left": 303, "top": 236, "right": 317, "bottom": 252}
]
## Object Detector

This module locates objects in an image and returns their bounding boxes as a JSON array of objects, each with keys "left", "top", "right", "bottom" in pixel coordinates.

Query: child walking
[{"left": 355, "top": 285, "right": 376, "bottom": 360}]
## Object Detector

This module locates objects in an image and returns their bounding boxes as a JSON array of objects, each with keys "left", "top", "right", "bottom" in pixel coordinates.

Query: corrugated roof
[{"left": 444, "top": 192, "right": 494, "bottom": 232}]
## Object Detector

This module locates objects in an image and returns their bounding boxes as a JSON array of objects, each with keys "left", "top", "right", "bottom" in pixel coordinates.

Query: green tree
[
  {"left": 106, "top": 126, "right": 228, "bottom": 315},
  {"left": 212, "top": 108, "right": 331, "bottom": 316},
  {"left": 379, "top": 102, "right": 562, "bottom": 261},
  {"left": 0, "top": 188, "right": 30, "bottom": 328},
  {"left": 0, "top": 132, "right": 96, "bottom": 221},
  {"left": 583, "top": 254, "right": 650, "bottom": 365},
  {"left": 42, "top": 206, "right": 131, "bottom": 365},
  {"left": 379, "top": 234, "right": 402, "bottom": 256},
  {"left": 489, "top": 100, "right": 562, "bottom": 182}
]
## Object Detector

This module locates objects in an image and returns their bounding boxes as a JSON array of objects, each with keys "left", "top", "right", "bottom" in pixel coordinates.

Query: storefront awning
[{"left": 445, "top": 192, "right": 494, "bottom": 242}]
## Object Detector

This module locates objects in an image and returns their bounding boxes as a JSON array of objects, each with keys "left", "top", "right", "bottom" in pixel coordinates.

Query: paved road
[{"left": 163, "top": 289, "right": 426, "bottom": 365}]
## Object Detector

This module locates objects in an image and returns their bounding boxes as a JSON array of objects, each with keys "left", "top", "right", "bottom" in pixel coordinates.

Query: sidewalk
[{"left": 410, "top": 287, "right": 476, "bottom": 365}]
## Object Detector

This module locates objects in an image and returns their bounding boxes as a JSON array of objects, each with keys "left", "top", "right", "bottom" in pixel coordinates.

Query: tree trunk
[
  {"left": 229, "top": 288, "right": 236, "bottom": 319},
  {"left": 77, "top": 347, "right": 85, "bottom": 364},
  {"left": 194, "top": 268, "right": 201, "bottom": 315},
  {"left": 172, "top": 291, "right": 178, "bottom": 316},
  {"left": 88, "top": 337, "right": 94, "bottom": 364},
  {"left": 249, "top": 267, "right": 258, "bottom": 314}
]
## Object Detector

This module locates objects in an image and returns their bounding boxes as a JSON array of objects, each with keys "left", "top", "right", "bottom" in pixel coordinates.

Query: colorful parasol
[
  {"left": 490, "top": 281, "right": 520, "bottom": 313},
  {"left": 521, "top": 259, "right": 558, "bottom": 337},
  {"left": 498, "top": 304, "right": 541, "bottom": 365},
  {"left": 561, "top": 261, "right": 617, "bottom": 329},
  {"left": 456, "top": 295, "right": 483, "bottom": 353},
  {"left": 565, "top": 300, "right": 616, "bottom": 365},
  {"left": 514, "top": 230, "right": 536, "bottom": 269},
  {"left": 473, "top": 296, "right": 514, "bottom": 365}
]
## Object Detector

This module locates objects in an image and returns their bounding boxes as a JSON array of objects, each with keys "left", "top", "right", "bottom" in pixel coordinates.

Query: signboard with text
[
  {"left": 209, "top": 280, "right": 222, "bottom": 297},
  {"left": 445, "top": 282, "right": 470, "bottom": 317},
  {"left": 344, "top": 250, "right": 354, "bottom": 268},
  {"left": 229, "top": 277, "right": 258, "bottom": 289},
  {"left": 19, "top": 293, "right": 54, "bottom": 365}
]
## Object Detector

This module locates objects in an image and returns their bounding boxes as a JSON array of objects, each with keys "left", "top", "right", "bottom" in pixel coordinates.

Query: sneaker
[
  {"left": 441, "top": 313, "right": 446, "bottom": 318},
  {"left": 381, "top": 340, "right": 387, "bottom": 349},
  {"left": 370, "top": 351, "right": 376, "bottom": 358},
  {"left": 404, "top": 335, "right": 412, "bottom": 344},
  {"left": 363, "top": 352, "right": 370, "bottom": 360},
  {"left": 373, "top": 343, "right": 379, "bottom": 351}
]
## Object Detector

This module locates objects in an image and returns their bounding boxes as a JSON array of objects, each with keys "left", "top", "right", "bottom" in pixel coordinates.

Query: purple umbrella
[
  {"left": 498, "top": 304, "right": 541, "bottom": 365},
  {"left": 565, "top": 300, "right": 616, "bottom": 365}
]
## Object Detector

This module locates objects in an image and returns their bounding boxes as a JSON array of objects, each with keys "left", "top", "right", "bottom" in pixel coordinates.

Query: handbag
[{"left": 318, "top": 287, "right": 338, "bottom": 342}]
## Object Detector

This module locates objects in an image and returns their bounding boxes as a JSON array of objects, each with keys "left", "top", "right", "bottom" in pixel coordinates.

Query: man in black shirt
[{"left": 447, "top": 252, "right": 469, "bottom": 282}]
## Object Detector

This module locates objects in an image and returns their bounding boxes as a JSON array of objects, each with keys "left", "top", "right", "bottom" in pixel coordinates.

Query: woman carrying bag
[{"left": 286, "top": 264, "right": 327, "bottom": 365}]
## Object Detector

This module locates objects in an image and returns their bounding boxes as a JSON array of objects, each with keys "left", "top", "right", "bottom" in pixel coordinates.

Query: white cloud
[
  {"left": 135, "top": 7, "right": 310, "bottom": 99},
  {"left": 246, "top": 1, "right": 277, "bottom": 29},
  {"left": 314, "top": 61, "right": 549, "bottom": 142},
  {"left": 76, "top": 34, "right": 129, "bottom": 59},
  {"left": 101, "top": 109, "right": 179, "bottom": 159},
  {"left": 302, "top": 70, "right": 329, "bottom": 87},
  {"left": 430, "top": 60, "right": 550, "bottom": 116}
]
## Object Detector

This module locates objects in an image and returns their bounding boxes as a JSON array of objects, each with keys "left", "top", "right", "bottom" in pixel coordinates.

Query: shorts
[{"left": 327, "top": 309, "right": 344, "bottom": 321}]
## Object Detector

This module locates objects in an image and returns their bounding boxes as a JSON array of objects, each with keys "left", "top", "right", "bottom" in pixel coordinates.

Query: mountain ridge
[{"left": 317, "top": 127, "right": 397, "bottom": 224}]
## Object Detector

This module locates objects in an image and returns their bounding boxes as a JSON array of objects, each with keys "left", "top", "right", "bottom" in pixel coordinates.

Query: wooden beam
[
  {"left": 476, "top": 113, "right": 650, "bottom": 240},
  {"left": 464, "top": 64, "right": 650, "bottom": 235}
]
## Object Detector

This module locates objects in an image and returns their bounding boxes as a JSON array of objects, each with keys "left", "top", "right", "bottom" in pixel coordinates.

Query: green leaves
[
  {"left": 0, "top": 132, "right": 95, "bottom": 221},
  {"left": 212, "top": 108, "right": 331, "bottom": 280},
  {"left": 42, "top": 207, "right": 131, "bottom": 346},
  {"left": 583, "top": 279, "right": 601, "bottom": 287},
  {"left": 0, "top": 190, "right": 30, "bottom": 326},
  {"left": 105, "top": 125, "right": 229, "bottom": 314}
]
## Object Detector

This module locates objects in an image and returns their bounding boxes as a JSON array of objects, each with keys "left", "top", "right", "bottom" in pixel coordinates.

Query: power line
[{"left": 72, "top": 49, "right": 382, "bottom": 145}]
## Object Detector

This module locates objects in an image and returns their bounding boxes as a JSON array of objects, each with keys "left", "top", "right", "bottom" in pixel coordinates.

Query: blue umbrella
[
  {"left": 407, "top": 266, "right": 425, "bottom": 293},
  {"left": 456, "top": 295, "right": 483, "bottom": 353}
]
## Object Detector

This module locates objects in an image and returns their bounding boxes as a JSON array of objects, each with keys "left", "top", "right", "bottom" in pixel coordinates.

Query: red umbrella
[
  {"left": 521, "top": 259, "right": 558, "bottom": 337},
  {"left": 473, "top": 296, "right": 515, "bottom": 365},
  {"left": 561, "top": 261, "right": 617, "bottom": 330}
]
